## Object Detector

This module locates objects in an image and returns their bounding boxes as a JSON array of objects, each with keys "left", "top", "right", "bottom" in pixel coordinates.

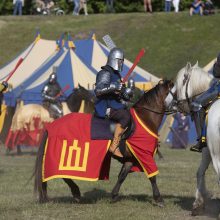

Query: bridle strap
[
  {"left": 136, "top": 86, "right": 176, "bottom": 115},
  {"left": 135, "top": 106, "right": 173, "bottom": 115},
  {"left": 185, "top": 73, "right": 191, "bottom": 108}
]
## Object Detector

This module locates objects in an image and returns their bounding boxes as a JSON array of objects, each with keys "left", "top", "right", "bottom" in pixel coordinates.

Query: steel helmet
[
  {"left": 49, "top": 73, "right": 57, "bottom": 83},
  {"left": 106, "top": 48, "right": 124, "bottom": 72}
]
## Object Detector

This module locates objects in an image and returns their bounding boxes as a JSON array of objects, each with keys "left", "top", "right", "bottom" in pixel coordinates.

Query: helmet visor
[
  {"left": 117, "top": 59, "right": 124, "bottom": 72},
  {"left": 49, "top": 74, "right": 56, "bottom": 82}
]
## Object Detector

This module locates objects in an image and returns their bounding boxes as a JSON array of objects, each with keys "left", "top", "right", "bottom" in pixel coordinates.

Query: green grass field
[
  {"left": 0, "top": 12, "right": 220, "bottom": 79},
  {"left": 0, "top": 12, "right": 220, "bottom": 219},
  {"left": 0, "top": 145, "right": 219, "bottom": 220}
]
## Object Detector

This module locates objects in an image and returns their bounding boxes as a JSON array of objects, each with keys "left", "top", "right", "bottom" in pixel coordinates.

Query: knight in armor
[
  {"left": 94, "top": 48, "right": 134, "bottom": 158},
  {"left": 41, "top": 71, "right": 63, "bottom": 119},
  {"left": 190, "top": 52, "right": 220, "bottom": 152}
]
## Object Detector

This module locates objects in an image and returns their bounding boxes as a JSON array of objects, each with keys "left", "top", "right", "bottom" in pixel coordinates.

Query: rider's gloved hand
[
  {"left": 110, "top": 82, "right": 125, "bottom": 92},
  {"left": 121, "top": 87, "right": 133, "bottom": 101}
]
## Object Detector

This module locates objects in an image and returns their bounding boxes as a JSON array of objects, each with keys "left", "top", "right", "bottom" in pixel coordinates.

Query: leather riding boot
[
  {"left": 109, "top": 124, "right": 125, "bottom": 158},
  {"left": 190, "top": 110, "right": 206, "bottom": 153},
  {"left": 190, "top": 138, "right": 207, "bottom": 152}
]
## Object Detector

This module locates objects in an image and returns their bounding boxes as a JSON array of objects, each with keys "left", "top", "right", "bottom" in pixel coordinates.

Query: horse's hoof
[
  {"left": 71, "top": 190, "right": 81, "bottom": 203},
  {"left": 39, "top": 197, "right": 49, "bottom": 203},
  {"left": 205, "top": 191, "right": 213, "bottom": 199},
  {"left": 152, "top": 200, "right": 165, "bottom": 208},
  {"left": 73, "top": 196, "right": 81, "bottom": 203},
  {"left": 191, "top": 204, "right": 205, "bottom": 216},
  {"left": 153, "top": 198, "right": 165, "bottom": 208},
  {"left": 111, "top": 194, "right": 119, "bottom": 203}
]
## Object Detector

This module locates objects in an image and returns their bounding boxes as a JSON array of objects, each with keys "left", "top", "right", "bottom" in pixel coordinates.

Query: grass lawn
[
  {"left": 0, "top": 12, "right": 220, "bottom": 220},
  {"left": 0, "top": 12, "right": 220, "bottom": 79},
  {"left": 0, "top": 145, "right": 219, "bottom": 220}
]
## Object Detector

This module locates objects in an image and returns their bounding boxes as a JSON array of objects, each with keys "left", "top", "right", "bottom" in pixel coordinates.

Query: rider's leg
[
  {"left": 109, "top": 123, "right": 126, "bottom": 157},
  {"left": 190, "top": 85, "right": 219, "bottom": 152},
  {"left": 49, "top": 103, "right": 63, "bottom": 119},
  {"left": 201, "top": 122, "right": 206, "bottom": 145},
  {"left": 190, "top": 109, "right": 206, "bottom": 152},
  {"left": 109, "top": 108, "right": 131, "bottom": 158}
]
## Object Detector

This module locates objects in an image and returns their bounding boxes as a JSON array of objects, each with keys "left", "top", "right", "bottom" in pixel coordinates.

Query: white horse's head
[{"left": 165, "top": 62, "right": 213, "bottom": 113}]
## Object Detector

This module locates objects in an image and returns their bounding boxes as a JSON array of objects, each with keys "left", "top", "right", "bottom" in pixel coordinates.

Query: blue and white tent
[
  {"left": 2, "top": 33, "right": 160, "bottom": 107},
  {"left": 2, "top": 33, "right": 65, "bottom": 106},
  {"left": 7, "top": 39, "right": 97, "bottom": 106},
  {"left": 74, "top": 34, "right": 159, "bottom": 86},
  {"left": 0, "top": 32, "right": 59, "bottom": 84}
]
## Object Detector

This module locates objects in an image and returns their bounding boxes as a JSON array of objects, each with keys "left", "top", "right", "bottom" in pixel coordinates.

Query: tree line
[{"left": 0, "top": 0, "right": 219, "bottom": 15}]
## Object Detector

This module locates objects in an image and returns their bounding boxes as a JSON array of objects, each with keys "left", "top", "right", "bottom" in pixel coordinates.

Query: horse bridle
[
  {"left": 168, "top": 68, "right": 203, "bottom": 114},
  {"left": 136, "top": 85, "right": 176, "bottom": 115},
  {"left": 164, "top": 68, "right": 193, "bottom": 114}
]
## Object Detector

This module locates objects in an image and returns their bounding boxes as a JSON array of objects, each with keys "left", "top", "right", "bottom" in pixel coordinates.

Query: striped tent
[
  {"left": 0, "top": 32, "right": 62, "bottom": 142},
  {"left": 1, "top": 32, "right": 61, "bottom": 106},
  {"left": 74, "top": 34, "right": 159, "bottom": 90},
  {"left": 16, "top": 39, "right": 97, "bottom": 105}
]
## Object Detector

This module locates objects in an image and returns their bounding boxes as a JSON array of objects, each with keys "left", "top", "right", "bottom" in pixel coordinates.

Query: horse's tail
[{"left": 34, "top": 131, "right": 48, "bottom": 196}]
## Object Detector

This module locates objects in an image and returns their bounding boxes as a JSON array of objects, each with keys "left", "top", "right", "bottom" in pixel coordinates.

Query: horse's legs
[
  {"left": 192, "top": 147, "right": 212, "bottom": 216},
  {"left": 149, "top": 175, "right": 164, "bottom": 207},
  {"left": 157, "top": 149, "right": 164, "bottom": 160},
  {"left": 111, "top": 161, "right": 133, "bottom": 202},
  {"left": 39, "top": 182, "right": 49, "bottom": 203},
  {"left": 63, "top": 178, "right": 81, "bottom": 202}
]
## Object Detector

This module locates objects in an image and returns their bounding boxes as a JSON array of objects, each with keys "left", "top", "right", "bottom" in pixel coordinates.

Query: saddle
[{"left": 91, "top": 115, "right": 135, "bottom": 141}]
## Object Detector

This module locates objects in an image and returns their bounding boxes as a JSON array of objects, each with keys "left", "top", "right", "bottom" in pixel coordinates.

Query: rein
[
  {"left": 184, "top": 70, "right": 192, "bottom": 108},
  {"left": 135, "top": 106, "right": 173, "bottom": 115},
  {"left": 135, "top": 85, "right": 175, "bottom": 115},
  {"left": 172, "top": 68, "right": 207, "bottom": 114}
]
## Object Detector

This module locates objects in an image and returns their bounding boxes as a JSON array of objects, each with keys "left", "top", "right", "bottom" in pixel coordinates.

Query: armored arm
[
  {"left": 120, "top": 78, "right": 135, "bottom": 101},
  {"left": 41, "top": 85, "right": 56, "bottom": 102},
  {"left": 94, "top": 70, "right": 123, "bottom": 98}
]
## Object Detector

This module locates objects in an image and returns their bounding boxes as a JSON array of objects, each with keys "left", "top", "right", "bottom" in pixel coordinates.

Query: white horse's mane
[{"left": 176, "top": 62, "right": 213, "bottom": 100}]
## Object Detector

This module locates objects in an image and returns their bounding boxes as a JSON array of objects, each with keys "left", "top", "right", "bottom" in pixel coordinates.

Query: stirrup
[
  {"left": 109, "top": 146, "right": 123, "bottom": 158},
  {"left": 190, "top": 140, "right": 206, "bottom": 153},
  {"left": 109, "top": 138, "right": 123, "bottom": 158},
  {"left": 190, "top": 145, "right": 202, "bottom": 153}
]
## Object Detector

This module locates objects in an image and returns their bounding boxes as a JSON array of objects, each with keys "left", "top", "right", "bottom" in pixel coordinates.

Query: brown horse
[{"left": 34, "top": 80, "right": 173, "bottom": 206}]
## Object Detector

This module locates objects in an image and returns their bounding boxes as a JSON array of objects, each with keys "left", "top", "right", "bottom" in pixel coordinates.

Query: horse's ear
[
  {"left": 185, "top": 62, "right": 191, "bottom": 72},
  {"left": 78, "top": 83, "right": 82, "bottom": 88},
  {"left": 158, "top": 79, "right": 164, "bottom": 84},
  {"left": 193, "top": 61, "right": 198, "bottom": 68}
]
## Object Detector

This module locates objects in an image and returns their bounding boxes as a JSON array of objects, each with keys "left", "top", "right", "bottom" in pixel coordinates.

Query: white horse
[{"left": 165, "top": 62, "right": 220, "bottom": 216}]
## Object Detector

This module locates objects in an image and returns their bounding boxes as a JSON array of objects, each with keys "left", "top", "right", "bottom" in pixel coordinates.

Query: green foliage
[
  {"left": 89, "top": 1, "right": 106, "bottom": 13},
  {"left": 0, "top": 0, "right": 219, "bottom": 15},
  {"left": 0, "top": 0, "right": 13, "bottom": 15}
]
